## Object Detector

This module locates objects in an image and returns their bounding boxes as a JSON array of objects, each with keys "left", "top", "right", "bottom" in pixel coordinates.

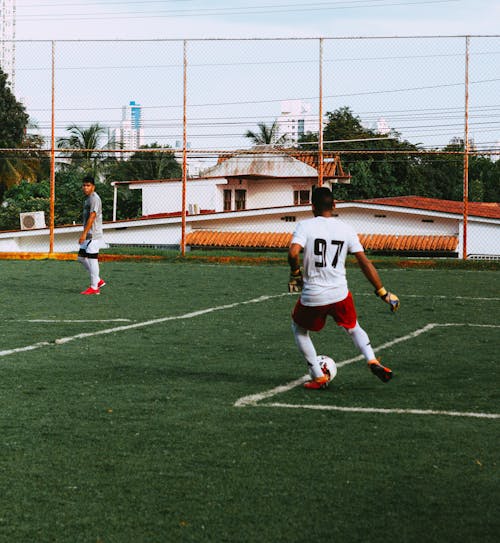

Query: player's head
[
  {"left": 82, "top": 175, "right": 95, "bottom": 196},
  {"left": 82, "top": 175, "right": 95, "bottom": 186},
  {"left": 312, "top": 186, "right": 334, "bottom": 216}
]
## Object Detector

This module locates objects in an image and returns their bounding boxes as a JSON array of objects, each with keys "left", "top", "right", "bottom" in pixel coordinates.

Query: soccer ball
[{"left": 312, "top": 355, "right": 337, "bottom": 382}]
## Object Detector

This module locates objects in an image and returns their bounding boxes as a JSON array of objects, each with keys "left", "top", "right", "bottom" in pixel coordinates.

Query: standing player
[
  {"left": 288, "top": 187, "right": 400, "bottom": 389},
  {"left": 78, "top": 175, "right": 106, "bottom": 295}
]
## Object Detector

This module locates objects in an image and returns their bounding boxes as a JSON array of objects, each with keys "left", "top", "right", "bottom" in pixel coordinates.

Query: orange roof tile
[
  {"left": 185, "top": 231, "right": 458, "bottom": 252},
  {"left": 358, "top": 196, "right": 500, "bottom": 220}
]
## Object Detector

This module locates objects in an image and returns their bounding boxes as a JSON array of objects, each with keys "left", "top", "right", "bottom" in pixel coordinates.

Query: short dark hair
[
  {"left": 82, "top": 175, "right": 95, "bottom": 185},
  {"left": 312, "top": 187, "right": 333, "bottom": 212}
]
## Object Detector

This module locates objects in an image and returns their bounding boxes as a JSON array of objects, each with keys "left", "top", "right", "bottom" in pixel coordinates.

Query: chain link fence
[{"left": 0, "top": 36, "right": 498, "bottom": 259}]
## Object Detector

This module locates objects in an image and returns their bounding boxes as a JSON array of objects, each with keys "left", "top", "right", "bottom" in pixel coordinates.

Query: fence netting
[{"left": 0, "top": 36, "right": 498, "bottom": 258}]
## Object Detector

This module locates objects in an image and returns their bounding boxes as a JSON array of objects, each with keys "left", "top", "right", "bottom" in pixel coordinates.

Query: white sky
[
  {"left": 9, "top": 1, "right": 500, "bottom": 152},
  {"left": 14, "top": 0, "right": 500, "bottom": 40}
]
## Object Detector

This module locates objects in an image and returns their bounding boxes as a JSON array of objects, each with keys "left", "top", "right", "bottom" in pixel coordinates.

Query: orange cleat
[
  {"left": 303, "top": 374, "right": 330, "bottom": 390},
  {"left": 368, "top": 359, "right": 393, "bottom": 382}
]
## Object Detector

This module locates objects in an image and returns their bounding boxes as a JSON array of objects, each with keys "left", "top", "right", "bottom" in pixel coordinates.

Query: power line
[{"left": 16, "top": 0, "right": 459, "bottom": 21}]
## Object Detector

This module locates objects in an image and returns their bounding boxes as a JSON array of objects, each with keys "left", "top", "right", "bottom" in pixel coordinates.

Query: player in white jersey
[
  {"left": 288, "top": 187, "right": 400, "bottom": 389},
  {"left": 78, "top": 175, "right": 106, "bottom": 295}
]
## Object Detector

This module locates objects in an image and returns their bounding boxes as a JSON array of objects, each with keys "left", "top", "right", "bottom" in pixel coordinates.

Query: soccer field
[{"left": 0, "top": 259, "right": 498, "bottom": 542}]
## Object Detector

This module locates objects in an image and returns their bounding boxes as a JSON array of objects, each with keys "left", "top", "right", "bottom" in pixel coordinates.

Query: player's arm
[
  {"left": 287, "top": 243, "right": 304, "bottom": 293},
  {"left": 79, "top": 211, "right": 96, "bottom": 245},
  {"left": 353, "top": 251, "right": 400, "bottom": 312}
]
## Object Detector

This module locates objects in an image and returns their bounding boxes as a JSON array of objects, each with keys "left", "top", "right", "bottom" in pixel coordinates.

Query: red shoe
[
  {"left": 303, "top": 374, "right": 330, "bottom": 390},
  {"left": 80, "top": 287, "right": 100, "bottom": 295},
  {"left": 97, "top": 279, "right": 106, "bottom": 288}
]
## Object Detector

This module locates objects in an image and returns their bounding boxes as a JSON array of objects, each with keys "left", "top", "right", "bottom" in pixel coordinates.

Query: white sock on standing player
[
  {"left": 88, "top": 257, "right": 100, "bottom": 290},
  {"left": 77, "top": 255, "right": 91, "bottom": 273},
  {"left": 291, "top": 322, "right": 324, "bottom": 379}
]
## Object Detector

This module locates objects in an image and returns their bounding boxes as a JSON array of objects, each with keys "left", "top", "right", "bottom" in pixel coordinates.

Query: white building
[
  {"left": 276, "top": 100, "right": 318, "bottom": 143},
  {"left": 0, "top": 0, "right": 16, "bottom": 90},
  {"left": 112, "top": 101, "right": 144, "bottom": 157},
  {"left": 0, "top": 150, "right": 498, "bottom": 259}
]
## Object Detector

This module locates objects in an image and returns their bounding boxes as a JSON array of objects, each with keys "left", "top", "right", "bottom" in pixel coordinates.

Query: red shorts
[{"left": 292, "top": 292, "right": 357, "bottom": 332}]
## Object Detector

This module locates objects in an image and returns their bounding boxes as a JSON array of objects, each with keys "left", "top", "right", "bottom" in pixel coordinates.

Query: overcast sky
[{"left": 15, "top": 0, "right": 500, "bottom": 40}]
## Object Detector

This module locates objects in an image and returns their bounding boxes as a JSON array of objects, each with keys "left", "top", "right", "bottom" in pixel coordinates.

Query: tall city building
[
  {"left": 276, "top": 100, "right": 318, "bottom": 144},
  {"left": 112, "top": 101, "right": 144, "bottom": 157},
  {"left": 0, "top": 0, "right": 16, "bottom": 90}
]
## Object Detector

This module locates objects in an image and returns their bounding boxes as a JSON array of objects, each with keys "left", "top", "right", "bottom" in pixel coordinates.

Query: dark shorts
[{"left": 292, "top": 291, "right": 358, "bottom": 332}]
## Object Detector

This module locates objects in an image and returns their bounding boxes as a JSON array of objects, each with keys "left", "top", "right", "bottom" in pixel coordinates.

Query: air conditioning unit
[{"left": 20, "top": 211, "right": 46, "bottom": 230}]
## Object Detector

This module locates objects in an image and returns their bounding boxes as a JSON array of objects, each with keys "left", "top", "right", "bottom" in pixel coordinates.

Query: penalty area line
[
  {"left": 234, "top": 322, "right": 500, "bottom": 410},
  {"left": 0, "top": 293, "right": 288, "bottom": 359},
  {"left": 264, "top": 403, "right": 500, "bottom": 419}
]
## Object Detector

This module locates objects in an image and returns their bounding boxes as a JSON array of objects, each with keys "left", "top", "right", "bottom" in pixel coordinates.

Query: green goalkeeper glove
[
  {"left": 288, "top": 268, "right": 303, "bottom": 293},
  {"left": 376, "top": 287, "right": 400, "bottom": 312}
]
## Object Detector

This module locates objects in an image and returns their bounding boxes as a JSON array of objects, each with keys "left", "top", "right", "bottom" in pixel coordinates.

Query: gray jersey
[{"left": 83, "top": 191, "right": 103, "bottom": 240}]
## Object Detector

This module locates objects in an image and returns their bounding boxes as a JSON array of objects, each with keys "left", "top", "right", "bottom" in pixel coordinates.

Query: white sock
[
  {"left": 78, "top": 256, "right": 91, "bottom": 273},
  {"left": 88, "top": 257, "right": 100, "bottom": 289},
  {"left": 346, "top": 322, "right": 376, "bottom": 362},
  {"left": 291, "top": 321, "right": 323, "bottom": 378}
]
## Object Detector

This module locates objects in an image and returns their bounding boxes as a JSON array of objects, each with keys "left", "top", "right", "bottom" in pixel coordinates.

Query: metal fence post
[
  {"left": 462, "top": 35, "right": 470, "bottom": 260},
  {"left": 49, "top": 40, "right": 56, "bottom": 255}
]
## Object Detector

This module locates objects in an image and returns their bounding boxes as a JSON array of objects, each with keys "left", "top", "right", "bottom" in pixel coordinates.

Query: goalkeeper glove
[
  {"left": 375, "top": 287, "right": 400, "bottom": 313},
  {"left": 288, "top": 268, "right": 303, "bottom": 293}
]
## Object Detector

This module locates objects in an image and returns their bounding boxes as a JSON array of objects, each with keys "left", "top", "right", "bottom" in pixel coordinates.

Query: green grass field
[{"left": 0, "top": 259, "right": 498, "bottom": 543}]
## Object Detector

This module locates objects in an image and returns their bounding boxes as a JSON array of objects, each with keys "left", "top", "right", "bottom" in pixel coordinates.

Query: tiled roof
[
  {"left": 358, "top": 196, "right": 500, "bottom": 220},
  {"left": 217, "top": 150, "right": 351, "bottom": 181},
  {"left": 185, "top": 231, "right": 458, "bottom": 252}
]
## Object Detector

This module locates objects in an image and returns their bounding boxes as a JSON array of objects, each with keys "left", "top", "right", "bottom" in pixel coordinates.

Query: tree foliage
[
  {"left": 0, "top": 68, "right": 44, "bottom": 195},
  {"left": 108, "top": 143, "right": 182, "bottom": 182},
  {"left": 299, "top": 106, "right": 498, "bottom": 203},
  {"left": 245, "top": 121, "right": 289, "bottom": 146}
]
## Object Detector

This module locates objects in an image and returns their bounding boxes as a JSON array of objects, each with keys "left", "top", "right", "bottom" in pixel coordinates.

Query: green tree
[
  {"left": 321, "top": 107, "right": 423, "bottom": 199},
  {"left": 57, "top": 123, "right": 109, "bottom": 177},
  {"left": 245, "top": 121, "right": 288, "bottom": 146},
  {"left": 0, "top": 68, "right": 28, "bottom": 148},
  {"left": 0, "top": 67, "right": 35, "bottom": 194},
  {"left": 108, "top": 143, "right": 182, "bottom": 182}
]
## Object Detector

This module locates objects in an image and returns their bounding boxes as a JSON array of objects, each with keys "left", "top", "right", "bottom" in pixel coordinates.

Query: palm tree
[
  {"left": 244, "top": 121, "right": 288, "bottom": 147},
  {"left": 57, "top": 123, "right": 108, "bottom": 177},
  {"left": 0, "top": 131, "right": 47, "bottom": 191}
]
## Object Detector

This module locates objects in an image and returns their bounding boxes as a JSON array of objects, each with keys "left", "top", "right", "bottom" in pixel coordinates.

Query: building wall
[
  {"left": 137, "top": 179, "right": 224, "bottom": 215},
  {"left": 0, "top": 207, "right": 497, "bottom": 257}
]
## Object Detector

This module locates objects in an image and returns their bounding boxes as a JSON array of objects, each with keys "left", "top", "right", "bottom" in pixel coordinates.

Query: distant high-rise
[
  {"left": 112, "top": 101, "right": 144, "bottom": 157},
  {"left": 0, "top": 0, "right": 16, "bottom": 90},
  {"left": 376, "top": 117, "right": 391, "bottom": 135},
  {"left": 276, "top": 100, "right": 318, "bottom": 144}
]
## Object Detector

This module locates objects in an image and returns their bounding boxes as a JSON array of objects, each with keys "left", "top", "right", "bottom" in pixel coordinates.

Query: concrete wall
[{"left": 0, "top": 205, "right": 498, "bottom": 257}]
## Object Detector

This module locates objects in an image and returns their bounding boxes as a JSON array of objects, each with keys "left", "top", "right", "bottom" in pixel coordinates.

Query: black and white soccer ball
[{"left": 311, "top": 355, "right": 337, "bottom": 382}]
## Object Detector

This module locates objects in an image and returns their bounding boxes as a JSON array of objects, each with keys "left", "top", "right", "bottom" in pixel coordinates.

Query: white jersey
[{"left": 291, "top": 216, "right": 363, "bottom": 306}]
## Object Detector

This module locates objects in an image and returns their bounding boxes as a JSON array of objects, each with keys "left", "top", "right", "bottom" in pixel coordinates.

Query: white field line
[
  {"left": 0, "top": 293, "right": 288, "bottom": 359},
  {"left": 357, "top": 293, "right": 500, "bottom": 301},
  {"left": 264, "top": 403, "right": 500, "bottom": 419},
  {"left": 234, "top": 323, "right": 500, "bottom": 420},
  {"left": 14, "top": 319, "right": 133, "bottom": 323}
]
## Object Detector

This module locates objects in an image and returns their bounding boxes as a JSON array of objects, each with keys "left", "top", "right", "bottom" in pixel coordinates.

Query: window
[
  {"left": 223, "top": 189, "right": 232, "bottom": 211},
  {"left": 294, "top": 189, "right": 310, "bottom": 205},
  {"left": 235, "top": 189, "right": 246, "bottom": 210}
]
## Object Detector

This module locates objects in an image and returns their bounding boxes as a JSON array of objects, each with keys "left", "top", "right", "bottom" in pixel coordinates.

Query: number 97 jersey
[{"left": 291, "top": 216, "right": 364, "bottom": 306}]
